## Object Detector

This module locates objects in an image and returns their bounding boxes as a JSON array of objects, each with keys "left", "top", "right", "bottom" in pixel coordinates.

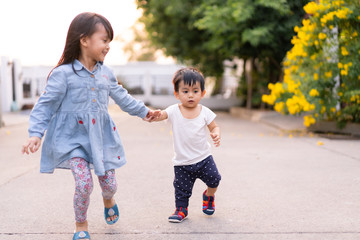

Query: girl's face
[
  {"left": 81, "top": 24, "right": 111, "bottom": 63},
  {"left": 174, "top": 80, "right": 205, "bottom": 109}
]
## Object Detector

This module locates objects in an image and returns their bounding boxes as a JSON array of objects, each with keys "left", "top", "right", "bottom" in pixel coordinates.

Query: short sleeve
[
  {"left": 203, "top": 106, "right": 216, "bottom": 125},
  {"left": 165, "top": 104, "right": 176, "bottom": 123}
]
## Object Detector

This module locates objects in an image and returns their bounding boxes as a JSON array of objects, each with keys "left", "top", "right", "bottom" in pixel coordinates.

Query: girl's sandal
[
  {"left": 73, "top": 231, "right": 90, "bottom": 240},
  {"left": 104, "top": 203, "right": 119, "bottom": 225}
]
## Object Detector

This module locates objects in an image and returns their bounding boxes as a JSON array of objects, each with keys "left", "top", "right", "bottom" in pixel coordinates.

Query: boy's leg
[
  {"left": 169, "top": 166, "right": 196, "bottom": 222},
  {"left": 206, "top": 187, "right": 217, "bottom": 196},
  {"left": 69, "top": 157, "right": 94, "bottom": 236},
  {"left": 98, "top": 169, "right": 118, "bottom": 222},
  {"left": 198, "top": 155, "right": 221, "bottom": 215},
  {"left": 173, "top": 165, "right": 196, "bottom": 208},
  {"left": 198, "top": 155, "right": 221, "bottom": 190}
]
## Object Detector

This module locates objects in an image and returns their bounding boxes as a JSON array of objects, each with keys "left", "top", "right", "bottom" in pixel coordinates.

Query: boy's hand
[
  {"left": 210, "top": 132, "right": 221, "bottom": 147},
  {"left": 143, "top": 109, "right": 162, "bottom": 122},
  {"left": 22, "top": 137, "right": 41, "bottom": 154}
]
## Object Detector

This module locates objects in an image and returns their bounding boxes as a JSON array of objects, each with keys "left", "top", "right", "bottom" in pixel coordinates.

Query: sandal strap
[{"left": 73, "top": 231, "right": 90, "bottom": 240}]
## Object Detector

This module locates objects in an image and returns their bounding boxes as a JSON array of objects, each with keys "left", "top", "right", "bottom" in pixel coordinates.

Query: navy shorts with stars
[{"left": 173, "top": 155, "right": 221, "bottom": 208}]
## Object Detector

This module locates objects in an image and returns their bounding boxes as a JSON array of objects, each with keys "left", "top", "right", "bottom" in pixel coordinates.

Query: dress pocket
[
  {"left": 97, "top": 84, "right": 110, "bottom": 104},
  {"left": 69, "top": 82, "right": 88, "bottom": 103}
]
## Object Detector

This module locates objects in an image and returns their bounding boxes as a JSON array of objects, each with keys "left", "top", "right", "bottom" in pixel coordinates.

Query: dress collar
[{"left": 73, "top": 60, "right": 103, "bottom": 71}]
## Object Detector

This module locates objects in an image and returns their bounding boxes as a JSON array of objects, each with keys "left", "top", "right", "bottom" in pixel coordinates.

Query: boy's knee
[{"left": 204, "top": 173, "right": 221, "bottom": 188}]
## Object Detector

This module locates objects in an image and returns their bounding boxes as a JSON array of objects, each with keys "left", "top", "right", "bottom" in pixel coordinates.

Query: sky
[{"left": 0, "top": 0, "right": 142, "bottom": 66}]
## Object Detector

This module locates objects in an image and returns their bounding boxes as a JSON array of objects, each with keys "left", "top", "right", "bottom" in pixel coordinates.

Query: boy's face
[{"left": 174, "top": 81, "right": 206, "bottom": 109}]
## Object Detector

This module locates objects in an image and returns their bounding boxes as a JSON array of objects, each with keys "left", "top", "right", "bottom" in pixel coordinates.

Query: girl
[{"left": 22, "top": 12, "right": 159, "bottom": 240}]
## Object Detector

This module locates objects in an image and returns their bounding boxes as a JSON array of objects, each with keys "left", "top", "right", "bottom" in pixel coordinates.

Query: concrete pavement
[{"left": 0, "top": 106, "right": 360, "bottom": 240}]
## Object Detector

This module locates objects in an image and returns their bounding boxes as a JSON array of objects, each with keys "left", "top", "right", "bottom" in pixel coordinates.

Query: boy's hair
[{"left": 172, "top": 67, "right": 205, "bottom": 92}]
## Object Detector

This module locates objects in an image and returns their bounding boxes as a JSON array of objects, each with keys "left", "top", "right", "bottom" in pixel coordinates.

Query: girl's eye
[
  {"left": 183, "top": 91, "right": 188, "bottom": 94},
  {"left": 194, "top": 90, "right": 198, "bottom": 93}
]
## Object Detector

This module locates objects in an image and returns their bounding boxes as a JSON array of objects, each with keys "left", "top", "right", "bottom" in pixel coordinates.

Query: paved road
[{"left": 0, "top": 107, "right": 360, "bottom": 240}]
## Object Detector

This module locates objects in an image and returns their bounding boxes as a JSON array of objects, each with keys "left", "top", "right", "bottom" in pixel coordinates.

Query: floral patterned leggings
[{"left": 69, "top": 157, "right": 117, "bottom": 223}]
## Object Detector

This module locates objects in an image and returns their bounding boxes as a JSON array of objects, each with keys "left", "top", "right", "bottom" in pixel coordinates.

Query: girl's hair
[
  {"left": 172, "top": 67, "right": 205, "bottom": 92},
  {"left": 48, "top": 12, "right": 113, "bottom": 78}
]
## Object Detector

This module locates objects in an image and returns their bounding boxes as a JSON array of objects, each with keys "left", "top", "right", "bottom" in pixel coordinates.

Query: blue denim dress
[{"left": 28, "top": 60, "right": 148, "bottom": 176}]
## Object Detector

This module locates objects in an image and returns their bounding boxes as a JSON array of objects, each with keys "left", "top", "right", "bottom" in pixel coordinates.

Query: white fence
[{"left": 0, "top": 59, "right": 241, "bottom": 121}]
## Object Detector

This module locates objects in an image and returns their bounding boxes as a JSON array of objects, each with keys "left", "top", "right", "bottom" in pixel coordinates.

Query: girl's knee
[
  {"left": 76, "top": 179, "right": 94, "bottom": 198},
  {"left": 102, "top": 182, "right": 117, "bottom": 199},
  {"left": 99, "top": 170, "right": 117, "bottom": 199}
]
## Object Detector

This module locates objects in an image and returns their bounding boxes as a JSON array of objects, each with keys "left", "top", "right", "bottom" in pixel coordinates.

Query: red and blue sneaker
[
  {"left": 202, "top": 190, "right": 215, "bottom": 215},
  {"left": 168, "top": 207, "right": 188, "bottom": 223}
]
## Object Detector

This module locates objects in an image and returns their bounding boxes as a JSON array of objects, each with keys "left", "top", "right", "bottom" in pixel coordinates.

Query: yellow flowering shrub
[{"left": 262, "top": 0, "right": 360, "bottom": 127}]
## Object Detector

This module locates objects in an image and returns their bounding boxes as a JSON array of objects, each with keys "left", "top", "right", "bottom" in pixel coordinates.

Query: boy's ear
[{"left": 201, "top": 90, "right": 206, "bottom": 97}]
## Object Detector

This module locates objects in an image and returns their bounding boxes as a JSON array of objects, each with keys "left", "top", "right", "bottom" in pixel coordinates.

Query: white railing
[{"left": 0, "top": 59, "right": 241, "bottom": 116}]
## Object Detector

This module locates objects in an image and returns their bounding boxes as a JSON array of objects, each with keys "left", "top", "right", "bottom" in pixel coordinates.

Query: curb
[{"left": 230, "top": 107, "right": 306, "bottom": 132}]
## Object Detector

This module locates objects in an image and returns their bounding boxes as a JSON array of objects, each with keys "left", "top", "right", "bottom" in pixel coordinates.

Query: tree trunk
[{"left": 246, "top": 58, "right": 253, "bottom": 109}]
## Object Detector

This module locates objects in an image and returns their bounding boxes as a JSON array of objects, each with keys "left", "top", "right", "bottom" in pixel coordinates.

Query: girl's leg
[
  {"left": 69, "top": 157, "right": 94, "bottom": 234},
  {"left": 98, "top": 169, "right": 118, "bottom": 221}
]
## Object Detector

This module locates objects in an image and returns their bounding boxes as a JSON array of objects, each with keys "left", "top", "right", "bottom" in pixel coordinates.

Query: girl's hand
[
  {"left": 22, "top": 137, "right": 41, "bottom": 154},
  {"left": 143, "top": 109, "right": 162, "bottom": 122},
  {"left": 210, "top": 132, "right": 221, "bottom": 147}
]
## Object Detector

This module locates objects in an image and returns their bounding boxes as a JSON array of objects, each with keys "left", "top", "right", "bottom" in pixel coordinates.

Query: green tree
[
  {"left": 137, "top": 0, "right": 227, "bottom": 94},
  {"left": 193, "top": 0, "right": 309, "bottom": 107},
  {"left": 137, "top": 0, "right": 309, "bottom": 102}
]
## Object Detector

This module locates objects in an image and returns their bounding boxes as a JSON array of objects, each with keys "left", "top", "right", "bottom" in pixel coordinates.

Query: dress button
[
  {"left": 91, "top": 74, "right": 94, "bottom": 78},
  {"left": 93, "top": 99, "right": 96, "bottom": 102}
]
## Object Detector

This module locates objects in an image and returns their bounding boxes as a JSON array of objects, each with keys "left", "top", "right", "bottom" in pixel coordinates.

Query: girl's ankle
[{"left": 75, "top": 220, "right": 88, "bottom": 231}]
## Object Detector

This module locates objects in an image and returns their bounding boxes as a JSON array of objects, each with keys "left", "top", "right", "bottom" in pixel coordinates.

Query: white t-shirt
[{"left": 165, "top": 104, "right": 216, "bottom": 166}]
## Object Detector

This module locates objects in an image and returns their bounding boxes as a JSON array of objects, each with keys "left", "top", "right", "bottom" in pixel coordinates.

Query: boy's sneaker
[
  {"left": 168, "top": 207, "right": 188, "bottom": 223},
  {"left": 202, "top": 190, "right": 215, "bottom": 215}
]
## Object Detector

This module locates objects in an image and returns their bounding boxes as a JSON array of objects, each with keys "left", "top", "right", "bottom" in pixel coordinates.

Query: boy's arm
[{"left": 208, "top": 120, "right": 221, "bottom": 147}]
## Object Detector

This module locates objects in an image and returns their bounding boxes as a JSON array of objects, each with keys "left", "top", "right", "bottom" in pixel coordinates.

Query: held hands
[
  {"left": 22, "top": 137, "right": 41, "bottom": 154},
  {"left": 143, "top": 109, "right": 162, "bottom": 122},
  {"left": 210, "top": 132, "right": 221, "bottom": 147}
]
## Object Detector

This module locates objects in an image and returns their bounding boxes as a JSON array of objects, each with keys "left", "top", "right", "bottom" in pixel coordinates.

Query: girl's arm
[
  {"left": 208, "top": 120, "right": 221, "bottom": 147},
  {"left": 108, "top": 70, "right": 149, "bottom": 119},
  {"left": 23, "top": 68, "right": 67, "bottom": 154}
]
